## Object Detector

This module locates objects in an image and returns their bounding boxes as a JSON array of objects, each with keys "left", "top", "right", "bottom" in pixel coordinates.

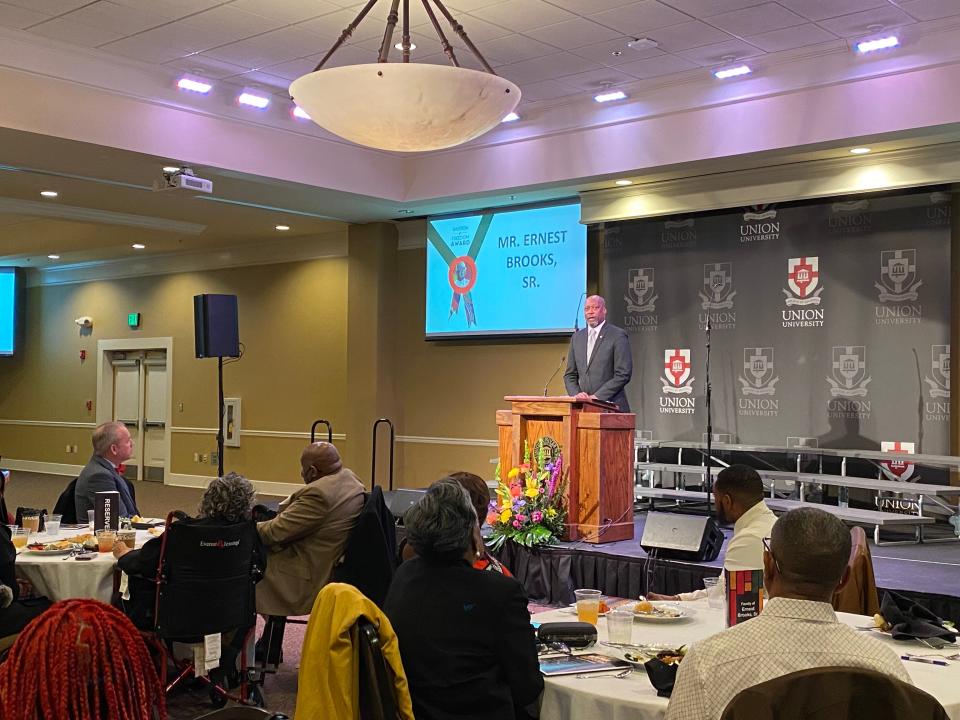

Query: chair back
[
  {"left": 192, "top": 708, "right": 288, "bottom": 720},
  {"left": 720, "top": 666, "right": 949, "bottom": 720},
  {"left": 154, "top": 514, "right": 262, "bottom": 639},
  {"left": 332, "top": 486, "right": 397, "bottom": 607},
  {"left": 53, "top": 478, "right": 79, "bottom": 524},
  {"left": 832, "top": 526, "right": 880, "bottom": 616},
  {"left": 357, "top": 617, "right": 398, "bottom": 720}
]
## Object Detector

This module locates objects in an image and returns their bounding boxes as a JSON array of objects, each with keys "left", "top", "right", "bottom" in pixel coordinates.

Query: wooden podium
[{"left": 496, "top": 396, "right": 635, "bottom": 544}]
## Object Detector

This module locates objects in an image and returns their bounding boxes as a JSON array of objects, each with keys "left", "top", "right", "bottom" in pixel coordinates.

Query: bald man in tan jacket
[{"left": 256, "top": 442, "right": 365, "bottom": 617}]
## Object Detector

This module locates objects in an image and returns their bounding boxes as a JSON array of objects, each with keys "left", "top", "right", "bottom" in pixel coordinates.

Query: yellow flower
[
  {"left": 524, "top": 487, "right": 539, "bottom": 498},
  {"left": 507, "top": 468, "right": 520, "bottom": 479},
  {"left": 500, "top": 509, "right": 512, "bottom": 523},
  {"left": 547, "top": 508, "right": 557, "bottom": 518}
]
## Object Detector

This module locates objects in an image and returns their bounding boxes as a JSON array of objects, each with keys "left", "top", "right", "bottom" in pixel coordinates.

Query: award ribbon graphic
[{"left": 427, "top": 214, "right": 493, "bottom": 328}]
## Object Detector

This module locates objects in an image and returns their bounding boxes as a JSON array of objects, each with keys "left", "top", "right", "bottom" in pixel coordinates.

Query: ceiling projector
[{"left": 153, "top": 166, "right": 213, "bottom": 194}]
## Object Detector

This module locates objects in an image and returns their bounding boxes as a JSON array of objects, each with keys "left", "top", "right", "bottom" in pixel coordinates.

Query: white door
[
  {"left": 142, "top": 358, "right": 167, "bottom": 483},
  {"left": 109, "top": 352, "right": 168, "bottom": 483}
]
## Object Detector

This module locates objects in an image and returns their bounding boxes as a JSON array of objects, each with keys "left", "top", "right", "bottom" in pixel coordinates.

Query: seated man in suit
[
  {"left": 665, "top": 508, "right": 910, "bottom": 720},
  {"left": 75, "top": 421, "right": 139, "bottom": 520},
  {"left": 255, "top": 441, "right": 365, "bottom": 618}
]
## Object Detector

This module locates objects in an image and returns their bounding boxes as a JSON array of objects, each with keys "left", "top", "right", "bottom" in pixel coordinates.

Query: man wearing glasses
[{"left": 666, "top": 508, "right": 910, "bottom": 720}]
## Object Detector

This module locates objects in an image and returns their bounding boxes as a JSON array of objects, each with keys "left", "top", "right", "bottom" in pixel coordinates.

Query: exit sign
[{"left": 127, "top": 312, "right": 141, "bottom": 328}]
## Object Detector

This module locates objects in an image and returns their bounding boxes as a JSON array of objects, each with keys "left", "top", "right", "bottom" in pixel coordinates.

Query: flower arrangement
[{"left": 486, "top": 441, "right": 567, "bottom": 550}]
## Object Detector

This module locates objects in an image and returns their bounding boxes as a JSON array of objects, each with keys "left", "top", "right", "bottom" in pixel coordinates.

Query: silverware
[{"left": 575, "top": 668, "right": 633, "bottom": 680}]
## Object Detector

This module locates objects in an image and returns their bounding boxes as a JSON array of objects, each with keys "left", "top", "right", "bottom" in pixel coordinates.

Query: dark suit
[
  {"left": 563, "top": 322, "right": 633, "bottom": 412},
  {"left": 384, "top": 558, "right": 543, "bottom": 720},
  {"left": 75, "top": 455, "right": 139, "bottom": 520}
]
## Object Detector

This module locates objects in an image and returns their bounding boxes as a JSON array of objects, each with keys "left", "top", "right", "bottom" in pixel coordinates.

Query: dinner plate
[
  {"left": 24, "top": 544, "right": 80, "bottom": 555},
  {"left": 632, "top": 602, "right": 693, "bottom": 623}
]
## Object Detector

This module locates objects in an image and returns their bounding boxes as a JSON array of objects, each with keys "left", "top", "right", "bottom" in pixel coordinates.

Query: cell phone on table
[{"left": 75, "top": 553, "right": 96, "bottom": 561}]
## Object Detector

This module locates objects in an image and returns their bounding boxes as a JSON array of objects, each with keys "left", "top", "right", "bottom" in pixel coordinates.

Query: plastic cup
[
  {"left": 11, "top": 528, "right": 28, "bottom": 549},
  {"left": 87, "top": 509, "right": 95, "bottom": 531},
  {"left": 21, "top": 513, "right": 40, "bottom": 535},
  {"left": 607, "top": 609, "right": 634, "bottom": 644},
  {"left": 575, "top": 588, "right": 602, "bottom": 625},
  {"left": 704, "top": 576, "right": 724, "bottom": 608},
  {"left": 117, "top": 530, "right": 136, "bottom": 549},
  {"left": 46, "top": 514, "right": 62, "bottom": 536},
  {"left": 96, "top": 530, "right": 116, "bottom": 553}
]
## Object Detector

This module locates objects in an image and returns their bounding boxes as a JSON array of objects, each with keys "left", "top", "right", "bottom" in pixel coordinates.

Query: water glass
[
  {"left": 46, "top": 514, "right": 62, "bottom": 536},
  {"left": 87, "top": 509, "right": 95, "bottom": 531},
  {"left": 704, "top": 576, "right": 724, "bottom": 608},
  {"left": 607, "top": 609, "right": 634, "bottom": 645},
  {"left": 574, "top": 588, "right": 602, "bottom": 625}
]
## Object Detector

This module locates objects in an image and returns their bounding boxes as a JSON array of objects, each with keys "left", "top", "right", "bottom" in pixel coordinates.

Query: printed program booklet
[{"left": 725, "top": 568, "right": 764, "bottom": 626}]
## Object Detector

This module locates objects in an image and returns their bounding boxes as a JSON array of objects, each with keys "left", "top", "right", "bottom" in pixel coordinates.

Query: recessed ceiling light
[
  {"left": 626, "top": 38, "right": 658, "bottom": 50},
  {"left": 856, "top": 35, "right": 899, "bottom": 53},
  {"left": 40, "top": 190, "right": 58, "bottom": 198},
  {"left": 394, "top": 42, "right": 416, "bottom": 50},
  {"left": 131, "top": 243, "right": 146, "bottom": 250},
  {"left": 47, "top": 254, "right": 60, "bottom": 260},
  {"left": 238, "top": 91, "right": 270, "bottom": 109},
  {"left": 501, "top": 112, "right": 520, "bottom": 123},
  {"left": 177, "top": 77, "right": 213, "bottom": 94},
  {"left": 714, "top": 65, "right": 751, "bottom": 79},
  {"left": 162, "top": 165, "right": 180, "bottom": 173},
  {"left": 615, "top": 179, "right": 633, "bottom": 186},
  {"left": 850, "top": 147, "right": 871, "bottom": 155},
  {"left": 275, "top": 225, "right": 290, "bottom": 231},
  {"left": 594, "top": 90, "right": 626, "bottom": 103},
  {"left": 292, "top": 105, "right": 311, "bottom": 120}
]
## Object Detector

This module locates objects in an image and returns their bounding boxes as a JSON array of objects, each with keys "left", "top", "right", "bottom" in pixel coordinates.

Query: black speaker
[
  {"left": 194, "top": 294, "right": 240, "bottom": 358},
  {"left": 640, "top": 512, "right": 725, "bottom": 562}
]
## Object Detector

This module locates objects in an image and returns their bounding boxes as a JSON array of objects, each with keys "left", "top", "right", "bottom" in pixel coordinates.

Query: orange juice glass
[
  {"left": 21, "top": 513, "right": 40, "bottom": 535},
  {"left": 11, "top": 529, "right": 28, "bottom": 549},
  {"left": 574, "top": 588, "right": 602, "bottom": 625},
  {"left": 96, "top": 530, "right": 116, "bottom": 553}
]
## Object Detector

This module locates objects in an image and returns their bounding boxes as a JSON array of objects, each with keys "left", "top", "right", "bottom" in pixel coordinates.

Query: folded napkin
[
  {"left": 644, "top": 658, "right": 678, "bottom": 698},
  {"left": 880, "top": 590, "right": 957, "bottom": 643}
]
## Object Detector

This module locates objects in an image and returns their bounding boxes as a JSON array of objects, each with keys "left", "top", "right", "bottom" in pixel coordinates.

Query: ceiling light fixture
[
  {"left": 594, "top": 90, "right": 626, "bottom": 103},
  {"left": 40, "top": 191, "right": 58, "bottom": 198},
  {"left": 275, "top": 225, "right": 290, "bottom": 231},
  {"left": 394, "top": 42, "right": 416, "bottom": 50},
  {"left": 714, "top": 64, "right": 751, "bottom": 79},
  {"left": 162, "top": 165, "right": 180, "bottom": 173},
  {"left": 856, "top": 35, "right": 899, "bottom": 53},
  {"left": 177, "top": 77, "right": 213, "bottom": 94},
  {"left": 47, "top": 254, "right": 60, "bottom": 260},
  {"left": 501, "top": 112, "right": 520, "bottom": 123},
  {"left": 292, "top": 105, "right": 311, "bottom": 120},
  {"left": 615, "top": 179, "right": 633, "bottom": 186},
  {"left": 132, "top": 243, "right": 146, "bottom": 250},
  {"left": 238, "top": 91, "right": 270, "bottom": 109},
  {"left": 850, "top": 147, "right": 871, "bottom": 154},
  {"left": 288, "top": 0, "right": 519, "bottom": 152},
  {"left": 626, "top": 38, "right": 658, "bottom": 50}
]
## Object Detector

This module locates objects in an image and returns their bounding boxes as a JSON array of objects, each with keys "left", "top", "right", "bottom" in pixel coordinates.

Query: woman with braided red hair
[{"left": 0, "top": 598, "right": 166, "bottom": 720}]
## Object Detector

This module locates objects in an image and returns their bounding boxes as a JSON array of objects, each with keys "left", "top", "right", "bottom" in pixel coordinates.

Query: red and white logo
[
  {"left": 783, "top": 256, "right": 823, "bottom": 306},
  {"left": 662, "top": 348, "right": 694, "bottom": 395},
  {"left": 880, "top": 441, "right": 915, "bottom": 482}
]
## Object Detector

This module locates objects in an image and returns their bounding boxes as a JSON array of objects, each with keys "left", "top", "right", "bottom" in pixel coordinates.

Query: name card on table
[
  {"left": 95, "top": 491, "right": 120, "bottom": 531},
  {"left": 725, "top": 569, "right": 764, "bottom": 626}
]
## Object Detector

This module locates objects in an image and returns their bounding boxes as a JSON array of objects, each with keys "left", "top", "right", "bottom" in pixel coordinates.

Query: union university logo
[
  {"left": 826, "top": 346, "right": 871, "bottom": 397},
  {"left": 783, "top": 257, "right": 822, "bottom": 306},
  {"left": 875, "top": 249, "right": 922, "bottom": 303},
  {"left": 700, "top": 263, "right": 736, "bottom": 310},
  {"left": 739, "top": 348, "right": 778, "bottom": 396},
  {"left": 625, "top": 268, "right": 657, "bottom": 314},
  {"left": 925, "top": 345, "right": 950, "bottom": 399},
  {"left": 880, "top": 441, "right": 916, "bottom": 482},
  {"left": 662, "top": 348, "right": 694, "bottom": 395}
]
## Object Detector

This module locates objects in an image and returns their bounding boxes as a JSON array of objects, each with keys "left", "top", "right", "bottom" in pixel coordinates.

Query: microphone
[
  {"left": 573, "top": 292, "right": 587, "bottom": 331},
  {"left": 543, "top": 355, "right": 567, "bottom": 396}
]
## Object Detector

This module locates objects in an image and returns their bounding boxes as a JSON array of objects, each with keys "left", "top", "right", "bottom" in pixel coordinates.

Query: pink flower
[
  {"left": 532, "top": 511, "right": 543, "bottom": 522},
  {"left": 512, "top": 520, "right": 521, "bottom": 529},
  {"left": 516, "top": 514, "right": 526, "bottom": 522}
]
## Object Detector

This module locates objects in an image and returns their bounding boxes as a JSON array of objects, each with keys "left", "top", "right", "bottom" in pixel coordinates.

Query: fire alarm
[{"left": 80, "top": 349, "right": 86, "bottom": 361}]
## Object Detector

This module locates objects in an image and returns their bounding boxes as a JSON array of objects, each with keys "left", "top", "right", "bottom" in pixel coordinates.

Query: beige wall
[{"left": 0, "top": 227, "right": 574, "bottom": 490}]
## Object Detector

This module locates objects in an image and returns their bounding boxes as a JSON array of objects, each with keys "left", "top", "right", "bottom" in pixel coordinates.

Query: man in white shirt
[
  {"left": 665, "top": 507, "right": 911, "bottom": 720},
  {"left": 650, "top": 464, "right": 777, "bottom": 602}
]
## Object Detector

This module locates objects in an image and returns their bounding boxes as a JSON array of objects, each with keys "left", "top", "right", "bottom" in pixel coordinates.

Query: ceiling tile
[
  {"left": 590, "top": 1, "right": 691, "bottom": 35},
  {"left": 775, "top": 0, "right": 888, "bottom": 22},
  {"left": 352, "top": 28, "right": 437, "bottom": 55},
  {"left": 229, "top": 0, "right": 340, "bottom": 24},
  {"left": 817, "top": 5, "right": 916, "bottom": 36},
  {"left": 178, "top": 5, "right": 285, "bottom": 48},
  {"left": 617, "top": 52, "right": 699, "bottom": 78},
  {"left": 28, "top": 18, "right": 124, "bottom": 47},
  {"left": 514, "top": 78, "right": 580, "bottom": 102},
  {"left": 661, "top": 0, "right": 770, "bottom": 13},
  {"left": 646, "top": 20, "right": 734, "bottom": 51},
  {"left": 205, "top": 26, "right": 329, "bottom": 68},
  {"left": 471, "top": 0, "right": 577, "bottom": 33},
  {"left": 295, "top": 9, "right": 387, "bottom": 42},
  {"left": 569, "top": 37, "right": 665, "bottom": 66},
  {"left": 547, "top": 0, "right": 639, "bottom": 11},
  {"left": 676, "top": 37, "right": 764, "bottom": 65},
  {"left": 109, "top": 0, "right": 222, "bottom": 17},
  {"left": 100, "top": 23, "right": 219, "bottom": 63},
  {"left": 3, "top": 0, "right": 90, "bottom": 13},
  {"left": 525, "top": 18, "right": 622, "bottom": 49},
  {"left": 556, "top": 66, "right": 637, "bottom": 91},
  {"left": 707, "top": 2, "right": 807, "bottom": 36},
  {"left": 346, "top": 0, "right": 443, "bottom": 30},
  {"left": 896, "top": 0, "right": 960, "bottom": 21},
  {"left": 498, "top": 51, "right": 602, "bottom": 84},
  {"left": 267, "top": 45, "right": 373, "bottom": 76},
  {"left": 446, "top": 0, "right": 509, "bottom": 11},
  {"left": 56, "top": 1, "right": 170, "bottom": 36},
  {"left": 478, "top": 33, "right": 560, "bottom": 64},
  {"left": 223, "top": 69, "right": 291, "bottom": 93},
  {"left": 165, "top": 54, "right": 252, "bottom": 80},
  {"left": 0, "top": 3, "right": 51, "bottom": 28},
  {"left": 745, "top": 22, "right": 836, "bottom": 51}
]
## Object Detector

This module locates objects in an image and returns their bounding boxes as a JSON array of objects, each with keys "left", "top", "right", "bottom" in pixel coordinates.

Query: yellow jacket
[{"left": 294, "top": 583, "right": 415, "bottom": 720}]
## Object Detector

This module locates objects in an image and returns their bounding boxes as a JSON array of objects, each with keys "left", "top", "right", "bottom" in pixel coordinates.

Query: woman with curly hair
[{"left": 0, "top": 598, "right": 166, "bottom": 719}]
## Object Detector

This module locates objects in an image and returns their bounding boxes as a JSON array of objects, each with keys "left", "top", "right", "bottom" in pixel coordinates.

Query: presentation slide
[
  {"left": 0, "top": 269, "right": 15, "bottom": 356},
  {"left": 425, "top": 202, "right": 587, "bottom": 337}
]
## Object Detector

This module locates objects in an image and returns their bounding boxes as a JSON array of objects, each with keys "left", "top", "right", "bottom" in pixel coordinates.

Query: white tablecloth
[
  {"left": 533, "top": 600, "right": 960, "bottom": 720},
  {"left": 14, "top": 528, "right": 155, "bottom": 603}
]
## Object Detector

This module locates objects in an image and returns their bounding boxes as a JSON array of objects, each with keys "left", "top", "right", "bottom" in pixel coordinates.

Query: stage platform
[{"left": 497, "top": 511, "right": 960, "bottom": 623}]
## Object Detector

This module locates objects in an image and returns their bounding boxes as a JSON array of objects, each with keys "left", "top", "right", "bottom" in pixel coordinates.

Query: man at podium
[{"left": 564, "top": 295, "right": 633, "bottom": 412}]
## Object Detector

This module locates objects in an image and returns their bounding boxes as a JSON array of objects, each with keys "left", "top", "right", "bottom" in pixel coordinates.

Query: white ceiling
[{"left": 2, "top": 0, "right": 959, "bottom": 108}]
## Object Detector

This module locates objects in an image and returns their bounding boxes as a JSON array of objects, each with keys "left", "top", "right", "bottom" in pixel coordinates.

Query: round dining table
[
  {"left": 14, "top": 528, "right": 158, "bottom": 603},
  {"left": 532, "top": 599, "right": 960, "bottom": 720}
]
